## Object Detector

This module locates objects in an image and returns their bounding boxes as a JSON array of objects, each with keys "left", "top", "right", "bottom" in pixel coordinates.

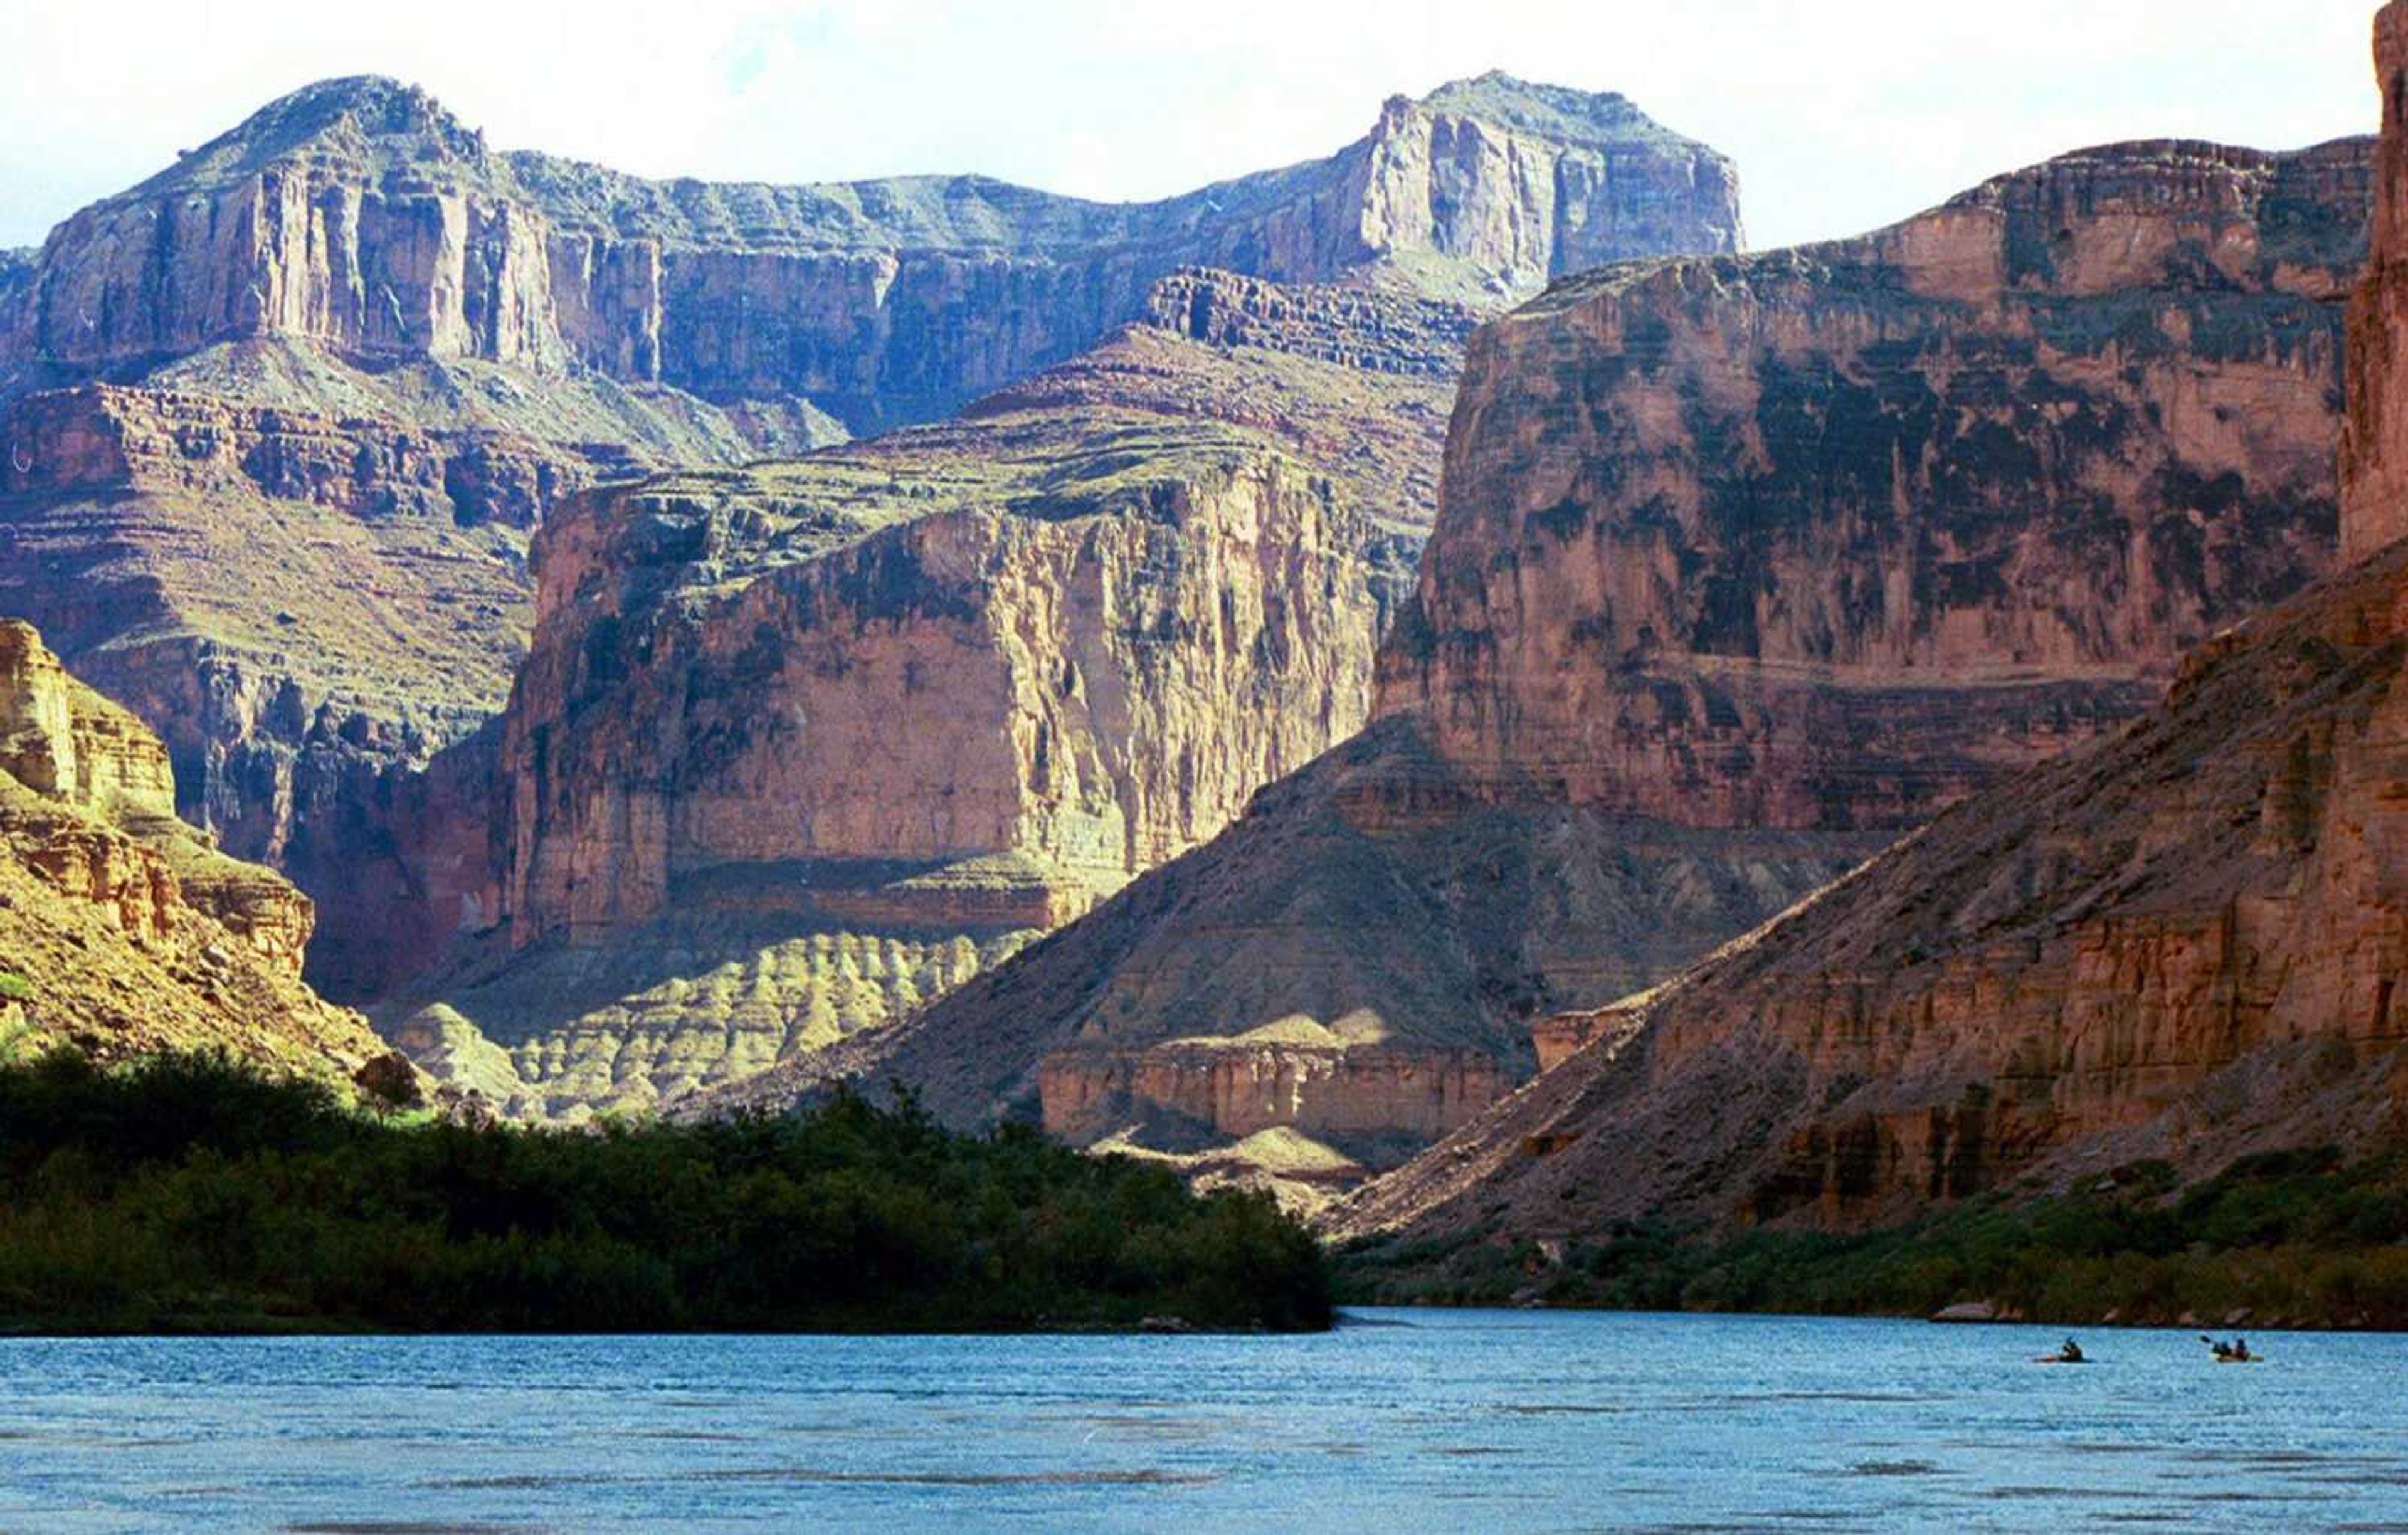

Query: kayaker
[
  {"left": 2057, "top": 1338, "right": 2085, "bottom": 1363},
  {"left": 2232, "top": 1337, "right": 2251, "bottom": 1362}
]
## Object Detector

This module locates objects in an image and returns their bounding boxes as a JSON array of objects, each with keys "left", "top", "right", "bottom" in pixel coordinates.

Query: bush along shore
[
  {"left": 0, "top": 1051, "right": 1332, "bottom": 1334},
  {"left": 1334, "top": 1148, "right": 2408, "bottom": 1329}
]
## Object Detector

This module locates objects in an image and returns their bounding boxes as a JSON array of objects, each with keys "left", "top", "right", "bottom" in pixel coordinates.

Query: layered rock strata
[
  {"left": 731, "top": 137, "right": 2373, "bottom": 1184},
  {"left": 1384, "top": 137, "right": 2372, "bottom": 819},
  {"left": 385, "top": 330, "right": 1437, "bottom": 1115},
  {"left": 2345, "top": 0, "right": 2408, "bottom": 556},
  {"left": 0, "top": 71, "right": 1738, "bottom": 1000},
  {"left": 1336, "top": 537, "right": 2408, "bottom": 1241},
  {"left": 4, "top": 72, "right": 1739, "bottom": 434},
  {"left": 1338, "top": 9, "right": 2408, "bottom": 1247},
  {"left": 0, "top": 619, "right": 391, "bottom": 1080}
]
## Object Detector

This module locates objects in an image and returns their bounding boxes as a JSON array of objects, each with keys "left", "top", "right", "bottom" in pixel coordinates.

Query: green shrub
[
  {"left": 0, "top": 1050, "right": 1331, "bottom": 1334},
  {"left": 1334, "top": 1144, "right": 2408, "bottom": 1328}
]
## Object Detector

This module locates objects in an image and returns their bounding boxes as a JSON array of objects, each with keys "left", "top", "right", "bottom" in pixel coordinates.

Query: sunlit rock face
[
  {"left": 1385, "top": 137, "right": 2372, "bottom": 824},
  {"left": 1336, "top": 539, "right": 2408, "bottom": 1243},
  {"left": 4, "top": 72, "right": 1739, "bottom": 434},
  {"left": 382, "top": 355, "right": 1432, "bottom": 1119},
  {"left": 0, "top": 619, "right": 390, "bottom": 1080},
  {"left": 737, "top": 135, "right": 2372, "bottom": 1199},
  {"left": 1338, "top": 14, "right": 2408, "bottom": 1249},
  {"left": 0, "top": 69, "right": 1738, "bottom": 1012}
]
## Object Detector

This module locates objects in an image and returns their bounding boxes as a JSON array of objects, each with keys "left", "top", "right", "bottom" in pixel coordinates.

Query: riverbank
[
  {"left": 0, "top": 1050, "right": 1331, "bottom": 1334},
  {"left": 1333, "top": 1147, "right": 2408, "bottom": 1330}
]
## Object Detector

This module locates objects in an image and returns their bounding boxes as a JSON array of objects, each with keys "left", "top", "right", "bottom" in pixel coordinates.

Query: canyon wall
[
  {"left": 4, "top": 73, "right": 1739, "bottom": 435},
  {"left": 1338, "top": 13, "right": 2408, "bottom": 1247},
  {"left": 384, "top": 303, "right": 1444, "bottom": 1116},
  {"left": 1385, "top": 137, "right": 2370, "bottom": 822},
  {"left": 0, "top": 620, "right": 394, "bottom": 1083},
  {"left": 0, "top": 71, "right": 1738, "bottom": 1003},
  {"left": 737, "top": 135, "right": 2375, "bottom": 1195},
  {"left": 2345, "top": 1, "right": 2408, "bottom": 557},
  {"left": 1336, "top": 537, "right": 2408, "bottom": 1242}
]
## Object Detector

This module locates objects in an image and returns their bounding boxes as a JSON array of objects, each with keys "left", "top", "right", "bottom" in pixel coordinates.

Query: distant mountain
[
  {"left": 719, "top": 134, "right": 2376, "bottom": 1209},
  {"left": 0, "top": 71, "right": 1745, "bottom": 1050}
]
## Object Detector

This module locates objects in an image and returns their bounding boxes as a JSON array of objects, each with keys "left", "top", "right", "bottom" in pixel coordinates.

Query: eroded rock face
[
  {"left": 1040, "top": 1035, "right": 1508, "bottom": 1147},
  {"left": 0, "top": 619, "right": 387, "bottom": 1077},
  {"left": 2345, "top": 3, "right": 2408, "bottom": 557},
  {"left": 384, "top": 390, "right": 1418, "bottom": 1116},
  {"left": 0, "top": 384, "right": 652, "bottom": 529},
  {"left": 1385, "top": 137, "right": 2370, "bottom": 822},
  {"left": 0, "top": 354, "right": 821, "bottom": 978},
  {"left": 504, "top": 423, "right": 1400, "bottom": 947},
  {"left": 1336, "top": 19, "right": 2408, "bottom": 1248},
  {"left": 0, "top": 70, "right": 1738, "bottom": 1007},
  {"left": 758, "top": 138, "right": 2371, "bottom": 1188},
  {"left": 6, "top": 73, "right": 1738, "bottom": 436},
  {"left": 1334, "top": 541, "right": 2408, "bottom": 1242}
]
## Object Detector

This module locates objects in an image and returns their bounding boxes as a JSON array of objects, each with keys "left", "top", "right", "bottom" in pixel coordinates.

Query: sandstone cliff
[
  {"left": 0, "top": 72, "right": 1738, "bottom": 1005},
  {"left": 1385, "top": 137, "right": 2370, "bottom": 821},
  {"left": 2345, "top": 1, "right": 2408, "bottom": 556},
  {"left": 381, "top": 297, "right": 1444, "bottom": 1116},
  {"left": 727, "top": 137, "right": 2372, "bottom": 1196},
  {"left": 1336, "top": 8, "right": 2408, "bottom": 1248},
  {"left": 5, "top": 72, "right": 1737, "bottom": 435},
  {"left": 1334, "top": 535, "right": 2408, "bottom": 1243},
  {"left": 0, "top": 620, "right": 393, "bottom": 1082}
]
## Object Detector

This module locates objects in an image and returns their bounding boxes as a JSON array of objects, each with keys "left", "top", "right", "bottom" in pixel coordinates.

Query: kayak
[
  {"left": 2032, "top": 1356, "right": 2091, "bottom": 1365},
  {"left": 2212, "top": 1355, "right": 2264, "bottom": 1364}
]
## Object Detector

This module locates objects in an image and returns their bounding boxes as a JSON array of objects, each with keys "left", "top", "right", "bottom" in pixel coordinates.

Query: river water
[{"left": 1, "top": 1309, "right": 2402, "bottom": 1532}]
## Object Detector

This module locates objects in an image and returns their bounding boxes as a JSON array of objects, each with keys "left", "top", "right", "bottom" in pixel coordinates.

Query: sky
[{"left": 0, "top": 1, "right": 2380, "bottom": 254}]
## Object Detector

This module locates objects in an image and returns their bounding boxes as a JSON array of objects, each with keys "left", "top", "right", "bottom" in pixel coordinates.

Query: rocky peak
[
  {"left": 1413, "top": 71, "right": 1697, "bottom": 156},
  {"left": 1348, "top": 72, "right": 1741, "bottom": 294},
  {"left": 129, "top": 75, "right": 490, "bottom": 200}
]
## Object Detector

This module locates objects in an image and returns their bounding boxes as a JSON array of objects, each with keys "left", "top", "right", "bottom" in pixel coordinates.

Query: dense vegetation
[
  {"left": 0, "top": 1051, "right": 1331, "bottom": 1334},
  {"left": 1337, "top": 1149, "right": 2408, "bottom": 1329}
]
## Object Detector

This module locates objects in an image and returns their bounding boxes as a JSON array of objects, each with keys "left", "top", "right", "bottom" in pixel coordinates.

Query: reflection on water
[{"left": 1, "top": 1310, "right": 2404, "bottom": 1532}]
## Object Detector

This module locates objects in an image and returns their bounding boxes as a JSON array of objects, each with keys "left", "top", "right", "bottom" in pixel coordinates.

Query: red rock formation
[
  {"left": 1334, "top": 10, "right": 2408, "bottom": 1247},
  {"left": 1040, "top": 1035, "right": 1508, "bottom": 1146},
  {"left": 384, "top": 383, "right": 1423, "bottom": 1116},
  {"left": 0, "top": 384, "right": 648, "bottom": 529},
  {"left": 0, "top": 70, "right": 1741, "bottom": 1011},
  {"left": 1531, "top": 1002, "right": 1642, "bottom": 1074},
  {"left": 2345, "top": 1, "right": 2408, "bottom": 557},
  {"left": 761, "top": 137, "right": 2371, "bottom": 1188},
  {"left": 1334, "top": 539, "right": 2408, "bottom": 1240},
  {"left": 7, "top": 74, "right": 1738, "bottom": 436},
  {"left": 1385, "top": 139, "right": 2369, "bottom": 823}
]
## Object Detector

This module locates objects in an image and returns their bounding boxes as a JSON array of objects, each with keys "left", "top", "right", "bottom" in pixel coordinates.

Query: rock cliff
[
  {"left": 1334, "top": 535, "right": 2408, "bottom": 1243},
  {"left": 2345, "top": 1, "right": 2408, "bottom": 556},
  {"left": 1336, "top": 9, "right": 2408, "bottom": 1248},
  {"left": 727, "top": 135, "right": 2373, "bottom": 1195},
  {"left": 5, "top": 72, "right": 1737, "bottom": 435},
  {"left": 0, "top": 71, "right": 1737, "bottom": 1005},
  {"left": 0, "top": 620, "right": 393, "bottom": 1082},
  {"left": 1385, "top": 137, "right": 2370, "bottom": 821},
  {"left": 381, "top": 296, "right": 1448, "bottom": 1115}
]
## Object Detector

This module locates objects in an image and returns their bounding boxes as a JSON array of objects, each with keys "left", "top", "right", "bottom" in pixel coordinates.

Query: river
[{"left": 3, "top": 1309, "right": 2402, "bottom": 1531}]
